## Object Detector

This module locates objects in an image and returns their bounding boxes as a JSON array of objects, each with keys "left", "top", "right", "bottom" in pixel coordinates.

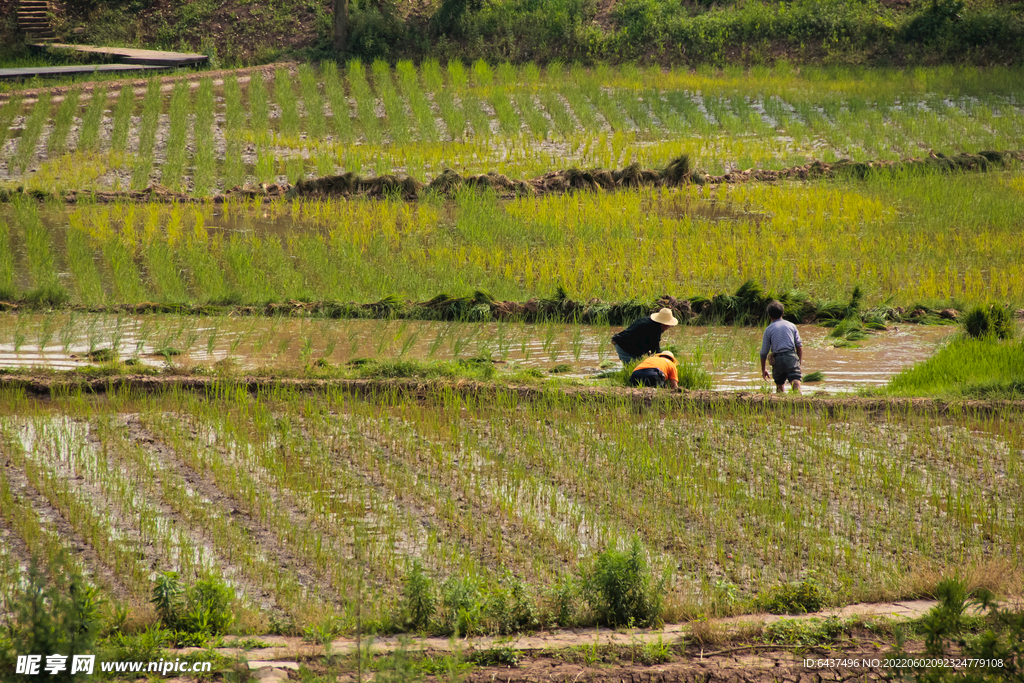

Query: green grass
[{"left": 883, "top": 336, "right": 1024, "bottom": 399}]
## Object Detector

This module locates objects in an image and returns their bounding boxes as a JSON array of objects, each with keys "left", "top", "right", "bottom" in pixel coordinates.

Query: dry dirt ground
[{"left": 165, "top": 600, "right": 944, "bottom": 682}]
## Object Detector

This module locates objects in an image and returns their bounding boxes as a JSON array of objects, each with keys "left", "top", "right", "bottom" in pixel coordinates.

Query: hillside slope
[{"left": 2, "top": 0, "right": 1022, "bottom": 67}]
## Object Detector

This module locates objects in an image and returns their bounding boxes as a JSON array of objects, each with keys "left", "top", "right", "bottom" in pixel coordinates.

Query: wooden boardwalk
[
  {"left": 0, "top": 64, "right": 170, "bottom": 81},
  {"left": 31, "top": 43, "right": 209, "bottom": 66}
]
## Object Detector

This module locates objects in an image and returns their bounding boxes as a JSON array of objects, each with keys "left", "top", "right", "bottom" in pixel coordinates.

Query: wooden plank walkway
[
  {"left": 0, "top": 64, "right": 171, "bottom": 81},
  {"left": 30, "top": 43, "right": 209, "bottom": 66}
]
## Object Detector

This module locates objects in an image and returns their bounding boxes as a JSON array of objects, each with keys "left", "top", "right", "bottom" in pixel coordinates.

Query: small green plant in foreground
[
  {"left": 0, "top": 558, "right": 103, "bottom": 683},
  {"left": 150, "top": 572, "right": 235, "bottom": 647},
  {"left": 400, "top": 561, "right": 436, "bottom": 632},
  {"left": 581, "top": 537, "right": 664, "bottom": 628},
  {"left": 763, "top": 616, "right": 846, "bottom": 646},
  {"left": 891, "top": 576, "right": 1023, "bottom": 682},
  {"left": 752, "top": 577, "right": 826, "bottom": 615}
]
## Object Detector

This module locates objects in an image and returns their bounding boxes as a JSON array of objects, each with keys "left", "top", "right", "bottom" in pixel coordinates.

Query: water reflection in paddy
[{"left": 0, "top": 314, "right": 956, "bottom": 393}]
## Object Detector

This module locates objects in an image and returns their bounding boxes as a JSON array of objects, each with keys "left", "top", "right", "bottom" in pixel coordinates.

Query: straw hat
[
  {"left": 651, "top": 307, "right": 679, "bottom": 326},
  {"left": 657, "top": 350, "right": 676, "bottom": 362}
]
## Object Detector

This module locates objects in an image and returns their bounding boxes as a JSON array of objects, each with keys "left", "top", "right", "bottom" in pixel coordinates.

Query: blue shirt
[{"left": 760, "top": 319, "right": 802, "bottom": 359}]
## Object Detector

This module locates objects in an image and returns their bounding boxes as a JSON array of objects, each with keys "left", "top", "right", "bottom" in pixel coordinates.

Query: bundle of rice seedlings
[
  {"left": 640, "top": 169, "right": 661, "bottom": 184},
  {"left": 429, "top": 168, "right": 464, "bottom": 194},
  {"left": 827, "top": 318, "right": 869, "bottom": 342},
  {"left": 963, "top": 304, "right": 1015, "bottom": 340},
  {"left": 662, "top": 154, "right": 692, "bottom": 186},
  {"left": 564, "top": 168, "right": 599, "bottom": 192},
  {"left": 589, "top": 168, "right": 615, "bottom": 190},
  {"left": 614, "top": 162, "right": 643, "bottom": 187},
  {"left": 802, "top": 371, "right": 825, "bottom": 382}
]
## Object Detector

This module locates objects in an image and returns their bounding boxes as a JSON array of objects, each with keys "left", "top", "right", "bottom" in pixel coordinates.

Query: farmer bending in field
[
  {"left": 629, "top": 351, "right": 682, "bottom": 391},
  {"left": 611, "top": 307, "right": 678, "bottom": 365},
  {"left": 760, "top": 300, "right": 803, "bottom": 393}
]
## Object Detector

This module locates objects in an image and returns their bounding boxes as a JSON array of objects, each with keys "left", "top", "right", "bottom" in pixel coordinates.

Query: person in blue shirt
[{"left": 759, "top": 300, "right": 803, "bottom": 393}]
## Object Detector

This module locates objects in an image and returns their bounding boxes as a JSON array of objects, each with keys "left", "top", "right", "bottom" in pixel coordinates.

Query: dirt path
[
  {"left": 6, "top": 374, "right": 1024, "bottom": 417},
  {"left": 162, "top": 600, "right": 944, "bottom": 681}
]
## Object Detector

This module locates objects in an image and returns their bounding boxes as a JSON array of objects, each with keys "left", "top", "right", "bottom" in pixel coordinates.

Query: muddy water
[{"left": 0, "top": 313, "right": 955, "bottom": 393}]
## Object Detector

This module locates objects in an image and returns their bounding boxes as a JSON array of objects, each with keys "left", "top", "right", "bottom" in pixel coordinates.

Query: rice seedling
[
  {"left": 130, "top": 80, "right": 162, "bottom": 190},
  {"left": 0, "top": 221, "right": 13, "bottom": 300},
  {"left": 276, "top": 68, "right": 302, "bottom": 136},
  {"left": 162, "top": 82, "right": 191, "bottom": 191},
  {"left": 64, "top": 226, "right": 105, "bottom": 305},
  {"left": 372, "top": 60, "right": 411, "bottom": 145},
  {"left": 347, "top": 59, "right": 381, "bottom": 145},
  {"left": 322, "top": 61, "right": 354, "bottom": 142},
  {"left": 76, "top": 86, "right": 107, "bottom": 152},
  {"left": 248, "top": 71, "right": 270, "bottom": 136},
  {"left": 13, "top": 92, "right": 50, "bottom": 174},
  {"left": 192, "top": 79, "right": 216, "bottom": 196},
  {"left": 396, "top": 59, "right": 437, "bottom": 143},
  {"left": 109, "top": 85, "right": 134, "bottom": 153},
  {"left": 298, "top": 64, "right": 327, "bottom": 140},
  {"left": 46, "top": 88, "right": 80, "bottom": 157},
  {"left": 0, "top": 95, "right": 22, "bottom": 154}
]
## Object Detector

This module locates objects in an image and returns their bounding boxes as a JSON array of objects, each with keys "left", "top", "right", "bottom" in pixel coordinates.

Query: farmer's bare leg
[
  {"left": 776, "top": 383, "right": 785, "bottom": 394},
  {"left": 791, "top": 380, "right": 802, "bottom": 393}
]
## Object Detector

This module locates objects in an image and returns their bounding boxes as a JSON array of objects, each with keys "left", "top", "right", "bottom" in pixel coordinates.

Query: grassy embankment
[{"left": 2, "top": 0, "right": 1022, "bottom": 68}]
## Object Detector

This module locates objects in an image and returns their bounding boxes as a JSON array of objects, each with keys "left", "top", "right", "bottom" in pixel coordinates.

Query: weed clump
[
  {"left": 581, "top": 537, "right": 664, "bottom": 628},
  {"left": 150, "top": 572, "right": 235, "bottom": 647},
  {"left": 400, "top": 561, "right": 435, "bottom": 632},
  {"left": 752, "top": 577, "right": 825, "bottom": 615}
]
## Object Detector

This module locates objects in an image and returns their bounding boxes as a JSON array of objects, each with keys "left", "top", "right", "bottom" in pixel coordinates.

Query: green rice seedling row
[{"left": 0, "top": 387, "right": 1019, "bottom": 631}]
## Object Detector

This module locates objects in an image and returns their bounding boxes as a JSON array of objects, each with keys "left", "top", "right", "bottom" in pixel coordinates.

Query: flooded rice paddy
[{"left": 0, "top": 313, "right": 955, "bottom": 392}]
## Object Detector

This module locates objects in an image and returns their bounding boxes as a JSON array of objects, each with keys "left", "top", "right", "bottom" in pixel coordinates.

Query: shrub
[
  {"left": 149, "top": 572, "right": 235, "bottom": 646},
  {"left": 581, "top": 537, "right": 663, "bottom": 628},
  {"left": 752, "top": 577, "right": 825, "bottom": 615},
  {"left": 0, "top": 558, "right": 103, "bottom": 683},
  {"left": 440, "top": 576, "right": 484, "bottom": 636},
  {"left": 485, "top": 571, "right": 538, "bottom": 635},
  {"left": 892, "top": 577, "right": 1023, "bottom": 682},
  {"left": 400, "top": 561, "right": 436, "bottom": 632}
]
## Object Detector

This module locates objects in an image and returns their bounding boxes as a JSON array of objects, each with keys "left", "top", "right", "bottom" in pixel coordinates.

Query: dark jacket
[{"left": 611, "top": 316, "right": 662, "bottom": 359}]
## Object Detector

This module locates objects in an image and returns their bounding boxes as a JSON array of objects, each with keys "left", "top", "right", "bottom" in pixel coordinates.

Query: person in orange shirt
[{"left": 628, "top": 351, "right": 681, "bottom": 391}]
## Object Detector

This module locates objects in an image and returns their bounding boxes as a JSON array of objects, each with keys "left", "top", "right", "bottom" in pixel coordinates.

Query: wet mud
[{"left": 5, "top": 374, "right": 1022, "bottom": 417}]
